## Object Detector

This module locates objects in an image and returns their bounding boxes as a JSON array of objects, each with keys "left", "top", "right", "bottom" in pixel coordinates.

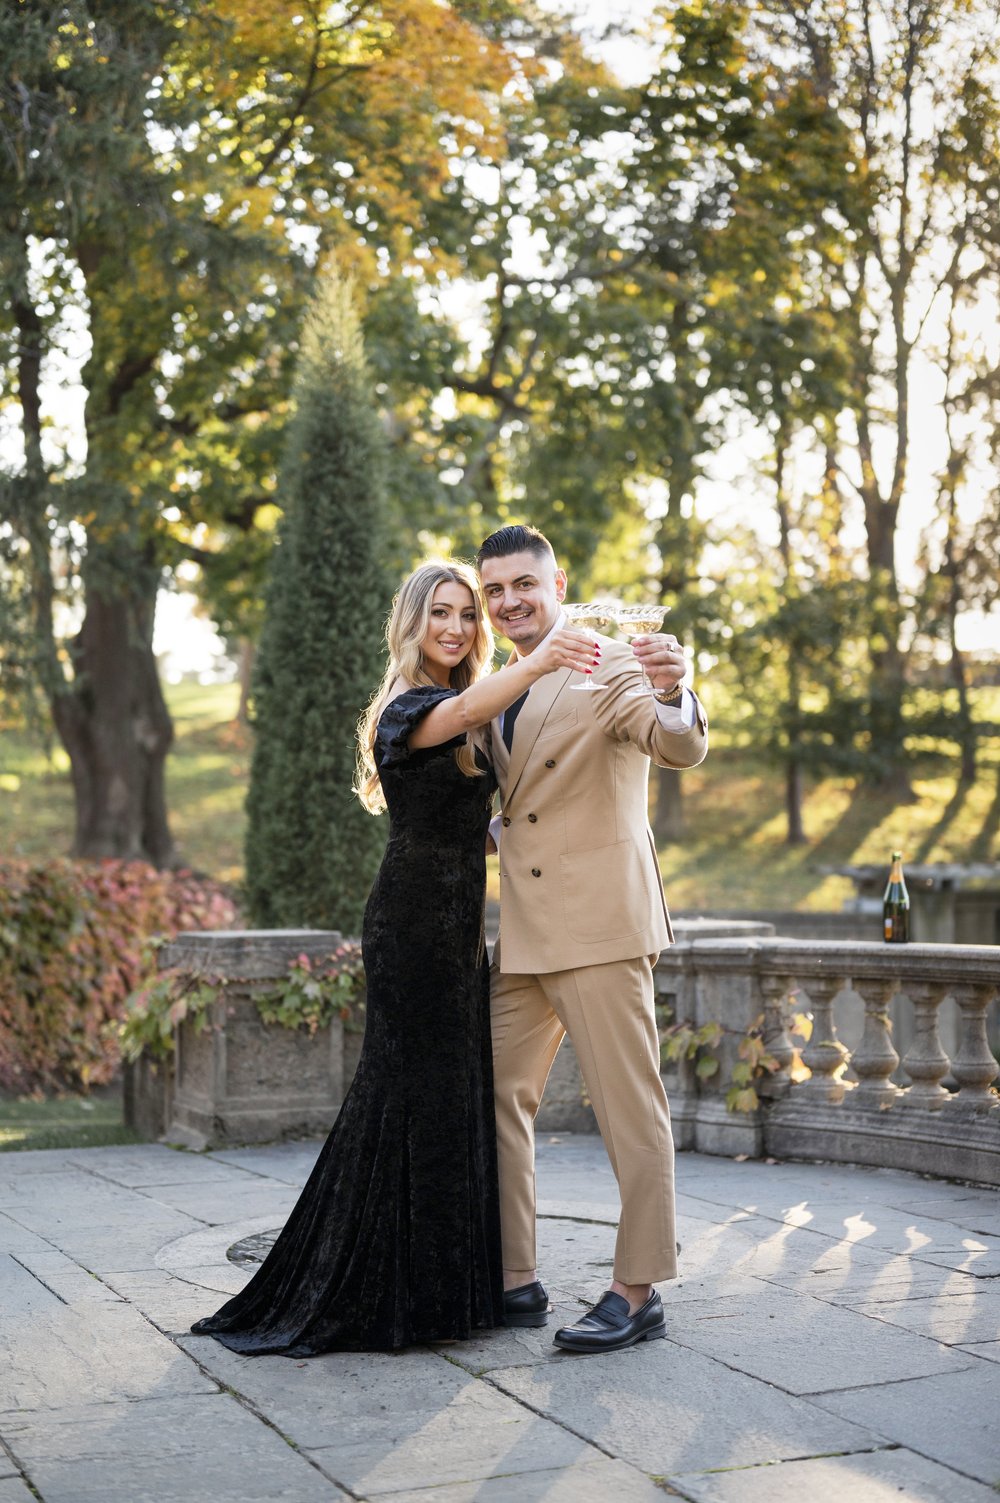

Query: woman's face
[{"left": 419, "top": 580, "right": 479, "bottom": 684}]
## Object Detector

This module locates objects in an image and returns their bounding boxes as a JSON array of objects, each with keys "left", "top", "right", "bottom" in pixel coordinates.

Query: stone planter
[
  {"left": 122, "top": 1050, "right": 174, "bottom": 1142},
  {"left": 124, "top": 929, "right": 355, "bottom": 1150}
]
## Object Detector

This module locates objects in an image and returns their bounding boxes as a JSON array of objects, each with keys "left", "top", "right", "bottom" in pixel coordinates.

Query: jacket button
[
  {"left": 527, "top": 813, "right": 537, "bottom": 823},
  {"left": 502, "top": 816, "right": 511, "bottom": 827},
  {"left": 531, "top": 868, "right": 541, "bottom": 878},
  {"left": 544, "top": 759, "right": 556, "bottom": 768}
]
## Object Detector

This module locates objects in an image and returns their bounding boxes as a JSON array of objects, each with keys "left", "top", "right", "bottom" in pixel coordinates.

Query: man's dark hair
[{"left": 476, "top": 524, "right": 556, "bottom": 571}]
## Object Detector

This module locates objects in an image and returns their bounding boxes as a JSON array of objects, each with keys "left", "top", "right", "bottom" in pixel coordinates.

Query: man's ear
[{"left": 555, "top": 568, "right": 568, "bottom": 602}]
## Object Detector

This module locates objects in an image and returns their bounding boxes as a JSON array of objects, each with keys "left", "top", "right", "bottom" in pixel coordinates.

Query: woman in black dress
[{"left": 190, "top": 559, "right": 597, "bottom": 1354}]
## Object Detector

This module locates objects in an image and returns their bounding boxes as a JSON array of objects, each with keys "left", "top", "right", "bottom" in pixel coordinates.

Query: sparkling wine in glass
[
  {"left": 562, "top": 602, "right": 611, "bottom": 692},
  {"left": 615, "top": 605, "right": 669, "bottom": 697}
]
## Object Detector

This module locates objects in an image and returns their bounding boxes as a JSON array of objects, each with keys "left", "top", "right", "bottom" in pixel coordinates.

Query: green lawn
[
  {"left": 659, "top": 733, "right": 1000, "bottom": 912},
  {"left": 0, "top": 1087, "right": 142, "bottom": 1153},
  {"left": 0, "top": 680, "right": 249, "bottom": 881}
]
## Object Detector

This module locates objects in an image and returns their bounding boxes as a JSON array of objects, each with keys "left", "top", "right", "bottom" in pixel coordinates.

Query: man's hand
[{"left": 631, "top": 632, "right": 689, "bottom": 693}]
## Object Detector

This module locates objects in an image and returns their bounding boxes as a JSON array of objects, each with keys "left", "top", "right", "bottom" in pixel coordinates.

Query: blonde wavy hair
[{"left": 355, "top": 560, "right": 495, "bottom": 814}]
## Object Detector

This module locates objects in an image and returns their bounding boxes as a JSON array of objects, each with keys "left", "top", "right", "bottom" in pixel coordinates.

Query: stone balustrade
[
  {"left": 125, "top": 927, "right": 999, "bottom": 1184},
  {"left": 656, "top": 937, "right": 1000, "bottom": 1186}
]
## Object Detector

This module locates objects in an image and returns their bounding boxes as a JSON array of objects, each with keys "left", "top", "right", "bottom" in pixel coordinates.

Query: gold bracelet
[{"left": 652, "top": 683, "right": 684, "bottom": 705}]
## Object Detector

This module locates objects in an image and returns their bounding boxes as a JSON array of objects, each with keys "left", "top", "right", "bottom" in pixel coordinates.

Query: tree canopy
[{"left": 2, "top": 0, "right": 998, "bottom": 864}]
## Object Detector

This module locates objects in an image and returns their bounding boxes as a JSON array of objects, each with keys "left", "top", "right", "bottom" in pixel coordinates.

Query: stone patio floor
[{"left": 2, "top": 1134, "right": 999, "bottom": 1502}]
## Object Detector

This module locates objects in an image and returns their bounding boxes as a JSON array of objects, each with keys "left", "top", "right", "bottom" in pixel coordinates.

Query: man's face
[{"left": 479, "top": 548, "right": 567, "bottom": 653}]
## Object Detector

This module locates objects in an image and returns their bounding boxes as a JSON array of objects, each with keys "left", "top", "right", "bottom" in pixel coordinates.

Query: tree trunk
[
  {"left": 652, "top": 765, "right": 685, "bottom": 844},
  {"left": 862, "top": 484, "right": 912, "bottom": 795},
  {"left": 949, "top": 630, "right": 977, "bottom": 784},
  {"left": 51, "top": 575, "right": 175, "bottom": 865},
  {"left": 774, "top": 429, "right": 808, "bottom": 845},
  {"left": 785, "top": 760, "right": 807, "bottom": 845}
]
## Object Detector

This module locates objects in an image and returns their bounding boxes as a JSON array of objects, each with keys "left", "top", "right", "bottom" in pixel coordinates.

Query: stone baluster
[
  {"left": 797, "top": 974, "right": 850, "bottom": 1104},
  {"left": 758, "top": 972, "right": 796, "bottom": 1100},
  {"left": 944, "top": 983, "right": 1000, "bottom": 1114},
  {"left": 898, "top": 981, "right": 951, "bottom": 1110},
  {"left": 850, "top": 977, "right": 901, "bottom": 1109}
]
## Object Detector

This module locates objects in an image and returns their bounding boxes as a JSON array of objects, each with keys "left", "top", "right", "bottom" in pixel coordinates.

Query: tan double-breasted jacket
[{"left": 491, "top": 633, "right": 708, "bottom": 975}]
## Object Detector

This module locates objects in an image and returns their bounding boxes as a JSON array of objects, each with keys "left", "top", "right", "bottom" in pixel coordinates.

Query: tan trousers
[{"left": 490, "top": 952, "right": 678, "bottom": 1285}]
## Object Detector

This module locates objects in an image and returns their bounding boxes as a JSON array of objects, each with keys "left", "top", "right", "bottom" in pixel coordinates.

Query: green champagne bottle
[{"left": 882, "top": 851, "right": 910, "bottom": 943}]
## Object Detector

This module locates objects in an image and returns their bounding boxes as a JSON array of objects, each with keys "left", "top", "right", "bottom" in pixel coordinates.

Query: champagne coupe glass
[
  {"left": 562, "top": 602, "right": 611, "bottom": 692},
  {"left": 615, "top": 605, "right": 669, "bottom": 697}
]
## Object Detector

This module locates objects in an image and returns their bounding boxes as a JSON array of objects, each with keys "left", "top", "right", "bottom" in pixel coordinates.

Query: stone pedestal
[{"left": 124, "top": 930, "right": 353, "bottom": 1151}]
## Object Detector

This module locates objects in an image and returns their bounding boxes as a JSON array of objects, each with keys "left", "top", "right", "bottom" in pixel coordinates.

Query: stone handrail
[{"left": 654, "top": 938, "right": 1000, "bottom": 1185}]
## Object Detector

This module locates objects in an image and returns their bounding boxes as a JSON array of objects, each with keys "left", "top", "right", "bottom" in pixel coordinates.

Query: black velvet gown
[{"left": 190, "top": 686, "right": 504, "bottom": 1353}]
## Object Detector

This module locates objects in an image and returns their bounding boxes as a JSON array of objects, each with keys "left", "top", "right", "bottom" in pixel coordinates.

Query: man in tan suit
[{"left": 477, "top": 524, "right": 708, "bottom": 1354}]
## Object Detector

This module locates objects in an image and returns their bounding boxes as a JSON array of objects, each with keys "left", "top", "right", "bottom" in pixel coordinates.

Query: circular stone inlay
[{"left": 227, "top": 1229, "right": 281, "bottom": 1266}]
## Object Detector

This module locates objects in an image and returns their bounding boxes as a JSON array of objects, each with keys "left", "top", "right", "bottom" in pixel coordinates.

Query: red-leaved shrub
[{"left": 0, "top": 859, "right": 238, "bottom": 1094}]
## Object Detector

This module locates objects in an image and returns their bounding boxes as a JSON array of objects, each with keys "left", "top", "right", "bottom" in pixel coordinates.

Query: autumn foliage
[{"left": 0, "top": 860, "right": 237, "bottom": 1095}]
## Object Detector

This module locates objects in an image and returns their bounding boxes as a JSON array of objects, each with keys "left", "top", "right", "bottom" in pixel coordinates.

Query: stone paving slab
[
  {"left": 659, "top": 1281, "right": 977, "bottom": 1395},
  {"left": 847, "top": 1287, "right": 1000, "bottom": 1344},
  {"left": 729, "top": 1198, "right": 998, "bottom": 1262},
  {"left": 9, "top": 1249, "right": 125, "bottom": 1305},
  {"left": 441, "top": 1297, "right": 587, "bottom": 1374},
  {"left": 0, "top": 1149, "right": 80, "bottom": 1180},
  {"left": 771, "top": 1261, "right": 981, "bottom": 1305},
  {"left": 206, "top": 1142, "right": 324, "bottom": 1183},
  {"left": 668, "top": 1446, "right": 999, "bottom": 1502},
  {"left": 488, "top": 1342, "right": 881, "bottom": 1475},
  {"left": 0, "top": 1167, "right": 155, "bottom": 1212},
  {"left": 180, "top": 1340, "right": 609, "bottom": 1496},
  {"left": 0, "top": 1264, "right": 217, "bottom": 1413},
  {"left": 810, "top": 1365, "right": 1000, "bottom": 1487},
  {"left": 2, "top": 1394, "right": 345, "bottom": 1503},
  {"left": 62, "top": 1145, "right": 262, "bottom": 1188},
  {"left": 2, "top": 1138, "right": 998, "bottom": 1502},
  {"left": 958, "top": 1341, "right": 1000, "bottom": 1364},
  {"left": 382, "top": 1457, "right": 668, "bottom": 1502},
  {"left": 911, "top": 1242, "right": 1000, "bottom": 1279},
  {"left": 135, "top": 1179, "right": 299, "bottom": 1225},
  {"left": 0, "top": 1213, "right": 57, "bottom": 1257},
  {"left": 19, "top": 1222, "right": 204, "bottom": 1275},
  {"left": 883, "top": 1198, "right": 1000, "bottom": 1237},
  {"left": 164, "top": 1261, "right": 253, "bottom": 1299},
  {"left": 101, "top": 1269, "right": 250, "bottom": 1331},
  {"left": 0, "top": 1478, "right": 35, "bottom": 1503}
]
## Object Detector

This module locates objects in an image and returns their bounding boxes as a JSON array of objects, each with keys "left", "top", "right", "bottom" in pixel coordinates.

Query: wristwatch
[{"left": 652, "top": 683, "right": 684, "bottom": 705}]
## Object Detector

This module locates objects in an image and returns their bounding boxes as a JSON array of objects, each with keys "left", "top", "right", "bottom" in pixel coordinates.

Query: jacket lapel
[{"left": 503, "top": 666, "right": 572, "bottom": 802}]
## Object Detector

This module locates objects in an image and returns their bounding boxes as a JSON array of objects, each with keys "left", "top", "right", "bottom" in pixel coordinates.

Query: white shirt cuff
[
  {"left": 654, "top": 685, "right": 696, "bottom": 731},
  {"left": 488, "top": 813, "right": 503, "bottom": 850}
]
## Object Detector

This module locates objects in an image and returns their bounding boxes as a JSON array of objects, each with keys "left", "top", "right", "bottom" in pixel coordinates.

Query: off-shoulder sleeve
[{"left": 376, "top": 685, "right": 458, "bottom": 768}]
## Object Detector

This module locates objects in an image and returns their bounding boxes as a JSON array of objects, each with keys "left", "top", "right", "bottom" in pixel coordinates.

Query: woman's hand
[{"left": 530, "top": 627, "right": 602, "bottom": 680}]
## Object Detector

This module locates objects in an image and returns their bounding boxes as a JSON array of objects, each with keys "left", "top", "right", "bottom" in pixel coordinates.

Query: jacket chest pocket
[{"left": 537, "top": 708, "right": 579, "bottom": 740}]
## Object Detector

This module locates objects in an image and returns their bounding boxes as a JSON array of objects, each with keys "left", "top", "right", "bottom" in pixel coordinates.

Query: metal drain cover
[{"left": 227, "top": 1229, "right": 281, "bottom": 1266}]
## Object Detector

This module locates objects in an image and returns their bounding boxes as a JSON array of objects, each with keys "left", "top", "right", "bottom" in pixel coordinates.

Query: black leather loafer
[
  {"left": 503, "top": 1280, "right": 550, "bottom": 1328},
  {"left": 553, "top": 1290, "right": 666, "bottom": 1353}
]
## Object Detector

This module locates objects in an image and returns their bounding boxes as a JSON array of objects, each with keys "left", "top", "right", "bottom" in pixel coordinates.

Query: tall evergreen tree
[{"left": 245, "top": 270, "right": 392, "bottom": 933}]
